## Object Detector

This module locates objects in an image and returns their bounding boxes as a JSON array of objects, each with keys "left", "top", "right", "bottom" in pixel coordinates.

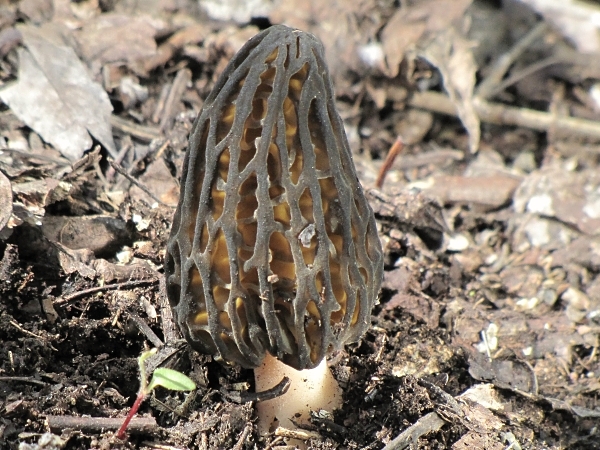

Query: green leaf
[{"left": 147, "top": 368, "right": 196, "bottom": 392}]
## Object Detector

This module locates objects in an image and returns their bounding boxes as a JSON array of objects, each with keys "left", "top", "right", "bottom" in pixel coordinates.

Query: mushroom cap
[{"left": 165, "top": 25, "right": 383, "bottom": 370}]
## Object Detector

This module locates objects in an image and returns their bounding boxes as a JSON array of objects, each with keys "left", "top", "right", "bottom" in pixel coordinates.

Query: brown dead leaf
[
  {"left": 452, "top": 431, "right": 504, "bottom": 450},
  {"left": 423, "top": 174, "right": 520, "bottom": 209},
  {"left": 92, "top": 258, "right": 158, "bottom": 284},
  {"left": 18, "top": 0, "right": 53, "bottom": 24},
  {"left": 57, "top": 245, "right": 96, "bottom": 279},
  {"left": 74, "top": 13, "right": 159, "bottom": 75},
  {"left": 12, "top": 178, "right": 72, "bottom": 209},
  {"left": 368, "top": 188, "right": 447, "bottom": 238},
  {"left": 41, "top": 215, "right": 132, "bottom": 257},
  {"left": 0, "top": 24, "right": 116, "bottom": 160},
  {"left": 419, "top": 27, "right": 480, "bottom": 152},
  {"left": 467, "top": 353, "right": 535, "bottom": 393},
  {"left": 459, "top": 384, "right": 504, "bottom": 412},
  {"left": 383, "top": 264, "right": 441, "bottom": 329},
  {"left": 551, "top": 236, "right": 600, "bottom": 270},
  {"left": 140, "top": 23, "right": 209, "bottom": 74},
  {"left": 204, "top": 25, "right": 260, "bottom": 66},
  {"left": 129, "top": 158, "right": 179, "bottom": 207},
  {"left": 513, "top": 166, "right": 600, "bottom": 236},
  {"left": 521, "top": 0, "right": 600, "bottom": 54},
  {"left": 381, "top": 0, "right": 473, "bottom": 77}
]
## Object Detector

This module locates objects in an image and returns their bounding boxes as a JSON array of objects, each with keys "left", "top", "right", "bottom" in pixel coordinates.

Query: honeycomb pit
[{"left": 165, "top": 25, "right": 384, "bottom": 437}]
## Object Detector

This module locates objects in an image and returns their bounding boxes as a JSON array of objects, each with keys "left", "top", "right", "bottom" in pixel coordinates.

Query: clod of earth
[{"left": 165, "top": 24, "right": 383, "bottom": 437}]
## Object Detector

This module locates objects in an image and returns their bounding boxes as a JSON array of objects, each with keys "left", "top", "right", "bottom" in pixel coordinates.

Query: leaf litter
[
  {"left": 0, "top": 24, "right": 116, "bottom": 161},
  {"left": 2, "top": 0, "right": 600, "bottom": 449}
]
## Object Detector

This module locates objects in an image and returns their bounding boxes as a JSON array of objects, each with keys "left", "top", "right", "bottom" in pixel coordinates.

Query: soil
[{"left": 1, "top": 1, "right": 600, "bottom": 449}]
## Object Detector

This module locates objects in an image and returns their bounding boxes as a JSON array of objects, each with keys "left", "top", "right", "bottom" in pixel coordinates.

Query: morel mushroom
[{"left": 165, "top": 25, "right": 383, "bottom": 433}]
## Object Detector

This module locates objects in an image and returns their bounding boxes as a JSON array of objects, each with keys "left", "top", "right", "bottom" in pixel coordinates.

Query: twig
[
  {"left": 55, "top": 279, "right": 159, "bottom": 305},
  {"left": 141, "top": 442, "right": 186, "bottom": 450},
  {"left": 160, "top": 68, "right": 192, "bottom": 132},
  {"left": 0, "top": 148, "right": 69, "bottom": 165},
  {"left": 142, "top": 24, "right": 209, "bottom": 73},
  {"left": 153, "top": 84, "right": 171, "bottom": 124},
  {"left": 128, "top": 311, "right": 164, "bottom": 348},
  {"left": 110, "top": 115, "right": 162, "bottom": 142},
  {"left": 8, "top": 320, "right": 56, "bottom": 351},
  {"left": 47, "top": 415, "right": 157, "bottom": 435},
  {"left": 409, "top": 91, "right": 600, "bottom": 140},
  {"left": 154, "top": 139, "right": 171, "bottom": 161},
  {"left": 0, "top": 376, "right": 47, "bottom": 386},
  {"left": 274, "top": 426, "right": 321, "bottom": 441},
  {"left": 106, "top": 139, "right": 133, "bottom": 181},
  {"left": 221, "top": 376, "right": 290, "bottom": 404},
  {"left": 481, "top": 329, "right": 493, "bottom": 363},
  {"left": 232, "top": 423, "right": 253, "bottom": 450},
  {"left": 159, "top": 277, "right": 180, "bottom": 343},
  {"left": 376, "top": 136, "right": 404, "bottom": 188},
  {"left": 477, "top": 22, "right": 548, "bottom": 99},
  {"left": 485, "top": 55, "right": 562, "bottom": 100},
  {"left": 381, "top": 412, "right": 445, "bottom": 450},
  {"left": 522, "top": 359, "right": 539, "bottom": 396},
  {"left": 108, "top": 159, "right": 169, "bottom": 207}
]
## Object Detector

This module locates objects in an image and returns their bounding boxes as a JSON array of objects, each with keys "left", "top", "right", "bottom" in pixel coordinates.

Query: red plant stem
[
  {"left": 116, "top": 392, "right": 146, "bottom": 440},
  {"left": 376, "top": 136, "right": 404, "bottom": 188}
]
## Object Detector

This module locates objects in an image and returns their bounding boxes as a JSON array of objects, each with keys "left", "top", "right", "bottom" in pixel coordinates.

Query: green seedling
[{"left": 117, "top": 348, "right": 196, "bottom": 440}]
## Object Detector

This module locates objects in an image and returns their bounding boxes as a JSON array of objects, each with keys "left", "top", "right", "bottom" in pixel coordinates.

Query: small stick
[
  {"left": 0, "top": 376, "right": 47, "bottom": 386},
  {"left": 128, "top": 311, "right": 164, "bottom": 348},
  {"left": 159, "top": 277, "right": 180, "bottom": 343},
  {"left": 232, "top": 423, "right": 253, "bottom": 450},
  {"left": 142, "top": 24, "right": 208, "bottom": 73},
  {"left": 376, "top": 136, "right": 404, "bottom": 188},
  {"left": 55, "top": 279, "right": 159, "bottom": 305},
  {"left": 274, "top": 426, "right": 321, "bottom": 441},
  {"left": 477, "top": 22, "right": 548, "bottom": 99},
  {"left": 160, "top": 68, "right": 192, "bottom": 132},
  {"left": 222, "top": 376, "right": 290, "bottom": 404},
  {"left": 380, "top": 412, "right": 445, "bottom": 450},
  {"left": 8, "top": 320, "right": 55, "bottom": 352},
  {"left": 110, "top": 115, "right": 162, "bottom": 142},
  {"left": 106, "top": 140, "right": 132, "bottom": 181},
  {"left": 108, "top": 159, "right": 169, "bottom": 207},
  {"left": 46, "top": 415, "right": 157, "bottom": 434},
  {"left": 153, "top": 84, "right": 171, "bottom": 124},
  {"left": 485, "top": 55, "right": 562, "bottom": 100},
  {"left": 0, "top": 148, "right": 69, "bottom": 165},
  {"left": 409, "top": 91, "right": 600, "bottom": 140}
]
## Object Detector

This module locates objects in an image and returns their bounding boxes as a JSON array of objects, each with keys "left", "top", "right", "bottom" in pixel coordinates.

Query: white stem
[{"left": 254, "top": 353, "right": 343, "bottom": 435}]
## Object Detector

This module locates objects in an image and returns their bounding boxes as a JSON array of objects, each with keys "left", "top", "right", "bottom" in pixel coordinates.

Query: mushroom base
[{"left": 254, "top": 353, "right": 343, "bottom": 440}]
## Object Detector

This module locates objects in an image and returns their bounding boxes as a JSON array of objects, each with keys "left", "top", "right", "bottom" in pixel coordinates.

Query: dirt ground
[{"left": 2, "top": 0, "right": 600, "bottom": 449}]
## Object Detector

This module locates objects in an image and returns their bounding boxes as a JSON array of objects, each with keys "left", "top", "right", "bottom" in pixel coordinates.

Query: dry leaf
[
  {"left": 57, "top": 245, "right": 97, "bottom": 279},
  {"left": 380, "top": 0, "right": 473, "bottom": 77},
  {"left": 74, "top": 13, "right": 158, "bottom": 75},
  {"left": 513, "top": 166, "right": 600, "bottom": 236},
  {"left": 519, "top": 0, "right": 600, "bottom": 53},
  {"left": 0, "top": 24, "right": 116, "bottom": 160},
  {"left": 41, "top": 215, "right": 132, "bottom": 257},
  {"left": 129, "top": 158, "right": 179, "bottom": 207},
  {"left": 418, "top": 28, "right": 480, "bottom": 152}
]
